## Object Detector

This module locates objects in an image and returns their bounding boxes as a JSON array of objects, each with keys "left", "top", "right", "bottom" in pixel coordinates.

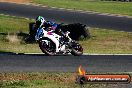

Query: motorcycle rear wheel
[{"left": 70, "top": 42, "right": 83, "bottom": 56}]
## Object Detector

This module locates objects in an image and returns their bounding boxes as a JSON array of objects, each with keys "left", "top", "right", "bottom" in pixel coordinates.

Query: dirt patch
[
  {"left": 6, "top": 33, "right": 20, "bottom": 43},
  {"left": 0, "top": 0, "right": 31, "bottom": 3}
]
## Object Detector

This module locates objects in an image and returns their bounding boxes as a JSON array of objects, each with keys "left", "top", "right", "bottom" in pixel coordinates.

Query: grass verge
[
  {"left": 0, "top": 72, "right": 131, "bottom": 88},
  {"left": 0, "top": 14, "right": 132, "bottom": 54},
  {"left": 31, "top": 0, "right": 132, "bottom": 16},
  {"left": 0, "top": 14, "right": 41, "bottom": 53},
  {"left": 80, "top": 28, "right": 132, "bottom": 54}
]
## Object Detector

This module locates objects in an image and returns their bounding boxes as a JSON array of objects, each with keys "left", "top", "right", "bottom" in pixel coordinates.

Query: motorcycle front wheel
[{"left": 39, "top": 39, "right": 56, "bottom": 56}]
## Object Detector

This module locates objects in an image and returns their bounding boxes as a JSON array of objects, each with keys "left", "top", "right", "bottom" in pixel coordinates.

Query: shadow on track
[
  {"left": 0, "top": 50, "right": 17, "bottom": 55},
  {"left": 0, "top": 51, "right": 74, "bottom": 56}
]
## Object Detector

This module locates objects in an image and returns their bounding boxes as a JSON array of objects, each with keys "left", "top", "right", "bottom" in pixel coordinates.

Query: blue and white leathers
[{"left": 35, "top": 27, "right": 43, "bottom": 41}]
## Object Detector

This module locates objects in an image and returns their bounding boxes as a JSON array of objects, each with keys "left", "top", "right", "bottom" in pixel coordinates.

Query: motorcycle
[{"left": 35, "top": 27, "right": 83, "bottom": 56}]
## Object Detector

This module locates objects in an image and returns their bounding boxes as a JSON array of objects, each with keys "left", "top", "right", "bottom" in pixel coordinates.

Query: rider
[{"left": 35, "top": 16, "right": 69, "bottom": 44}]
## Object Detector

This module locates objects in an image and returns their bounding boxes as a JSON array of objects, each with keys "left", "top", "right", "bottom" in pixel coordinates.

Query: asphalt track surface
[
  {"left": 0, "top": 53, "right": 132, "bottom": 72},
  {"left": 0, "top": 2, "right": 132, "bottom": 32}
]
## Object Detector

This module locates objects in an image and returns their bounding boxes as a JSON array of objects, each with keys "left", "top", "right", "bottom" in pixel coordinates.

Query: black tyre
[
  {"left": 39, "top": 38, "right": 56, "bottom": 55},
  {"left": 71, "top": 42, "right": 83, "bottom": 56},
  {"left": 58, "top": 23, "right": 90, "bottom": 40},
  {"left": 29, "top": 22, "right": 36, "bottom": 38},
  {"left": 82, "top": 27, "right": 90, "bottom": 38},
  {"left": 76, "top": 76, "right": 87, "bottom": 84}
]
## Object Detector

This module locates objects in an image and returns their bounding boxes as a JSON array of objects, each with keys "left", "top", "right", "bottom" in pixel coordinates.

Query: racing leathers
[{"left": 35, "top": 21, "right": 68, "bottom": 44}]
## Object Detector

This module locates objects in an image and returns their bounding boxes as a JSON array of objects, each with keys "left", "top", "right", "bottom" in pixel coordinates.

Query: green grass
[
  {"left": 1, "top": 72, "right": 131, "bottom": 88},
  {"left": 80, "top": 28, "right": 132, "bottom": 54},
  {"left": 0, "top": 15, "right": 31, "bottom": 33},
  {"left": 31, "top": 0, "right": 132, "bottom": 16},
  {"left": 0, "top": 14, "right": 132, "bottom": 54},
  {"left": 0, "top": 15, "right": 41, "bottom": 53}
]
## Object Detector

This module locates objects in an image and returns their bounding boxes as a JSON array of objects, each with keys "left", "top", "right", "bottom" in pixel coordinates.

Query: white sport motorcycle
[{"left": 35, "top": 27, "right": 83, "bottom": 56}]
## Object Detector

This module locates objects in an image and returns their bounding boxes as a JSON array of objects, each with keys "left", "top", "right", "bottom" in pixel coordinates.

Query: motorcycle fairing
[{"left": 35, "top": 27, "right": 61, "bottom": 52}]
